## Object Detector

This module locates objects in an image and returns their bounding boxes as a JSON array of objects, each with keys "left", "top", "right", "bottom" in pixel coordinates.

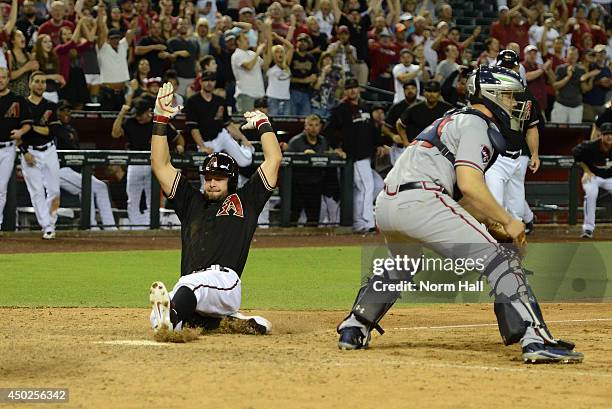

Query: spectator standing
[
  {"left": 55, "top": 100, "right": 117, "bottom": 230},
  {"left": 265, "top": 34, "right": 294, "bottom": 116},
  {"left": 551, "top": 46, "right": 592, "bottom": 123},
  {"left": 397, "top": 80, "right": 452, "bottom": 143},
  {"left": 522, "top": 44, "right": 554, "bottom": 116},
  {"left": 314, "top": 0, "right": 338, "bottom": 38},
  {"left": 285, "top": 115, "right": 329, "bottom": 224},
  {"left": 167, "top": 18, "right": 200, "bottom": 97},
  {"left": 193, "top": 18, "right": 212, "bottom": 59},
  {"left": 96, "top": 3, "right": 135, "bottom": 111},
  {"left": 327, "top": 25, "right": 357, "bottom": 77},
  {"left": 392, "top": 49, "right": 421, "bottom": 103},
  {"left": 572, "top": 122, "right": 612, "bottom": 239},
  {"left": 368, "top": 29, "right": 400, "bottom": 83},
  {"left": 386, "top": 79, "right": 418, "bottom": 164},
  {"left": 304, "top": 16, "right": 329, "bottom": 62},
  {"left": 55, "top": 20, "right": 94, "bottom": 108},
  {"left": 583, "top": 44, "right": 612, "bottom": 122},
  {"left": 434, "top": 44, "right": 459, "bottom": 84},
  {"left": 33, "top": 34, "right": 64, "bottom": 103},
  {"left": 38, "top": 1, "right": 75, "bottom": 46},
  {"left": 311, "top": 52, "right": 345, "bottom": 120},
  {"left": 7, "top": 30, "right": 39, "bottom": 97},
  {"left": 477, "top": 37, "right": 501, "bottom": 67},
  {"left": 338, "top": 6, "right": 372, "bottom": 85},
  {"left": 267, "top": 2, "right": 289, "bottom": 37},
  {"left": 135, "top": 19, "right": 171, "bottom": 78},
  {"left": 16, "top": 0, "right": 46, "bottom": 50},
  {"left": 231, "top": 30, "right": 266, "bottom": 113},
  {"left": 289, "top": 33, "right": 318, "bottom": 116}
]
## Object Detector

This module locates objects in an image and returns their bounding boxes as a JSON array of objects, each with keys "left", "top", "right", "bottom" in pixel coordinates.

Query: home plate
[{"left": 95, "top": 340, "right": 164, "bottom": 346}]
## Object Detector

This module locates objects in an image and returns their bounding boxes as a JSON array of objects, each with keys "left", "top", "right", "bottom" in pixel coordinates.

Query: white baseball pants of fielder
[
  {"left": 20, "top": 142, "right": 60, "bottom": 233},
  {"left": 126, "top": 164, "right": 151, "bottom": 229},
  {"left": 0, "top": 142, "right": 16, "bottom": 229},
  {"left": 59, "top": 167, "right": 118, "bottom": 230},
  {"left": 582, "top": 175, "right": 612, "bottom": 232},
  {"left": 203, "top": 128, "right": 254, "bottom": 167},
  {"left": 485, "top": 155, "right": 530, "bottom": 220},
  {"left": 353, "top": 158, "right": 377, "bottom": 232},
  {"left": 149, "top": 265, "right": 241, "bottom": 329}
]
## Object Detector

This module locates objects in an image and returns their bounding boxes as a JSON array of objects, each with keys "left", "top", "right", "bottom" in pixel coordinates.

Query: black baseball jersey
[
  {"left": 324, "top": 100, "right": 382, "bottom": 161},
  {"left": 184, "top": 93, "right": 229, "bottom": 142},
  {"left": 55, "top": 122, "right": 81, "bottom": 171},
  {"left": 596, "top": 107, "right": 611, "bottom": 129},
  {"left": 398, "top": 100, "right": 453, "bottom": 143},
  {"left": 0, "top": 91, "right": 32, "bottom": 143},
  {"left": 572, "top": 139, "right": 612, "bottom": 179},
  {"left": 122, "top": 117, "right": 178, "bottom": 150},
  {"left": 166, "top": 167, "right": 274, "bottom": 277},
  {"left": 21, "top": 98, "right": 60, "bottom": 147}
]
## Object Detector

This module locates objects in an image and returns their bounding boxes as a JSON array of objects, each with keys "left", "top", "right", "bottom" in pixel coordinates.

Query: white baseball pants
[
  {"left": 20, "top": 142, "right": 60, "bottom": 233},
  {"left": 582, "top": 175, "right": 612, "bottom": 232},
  {"left": 126, "top": 164, "right": 151, "bottom": 229},
  {"left": 485, "top": 155, "right": 530, "bottom": 220},
  {"left": 353, "top": 158, "right": 376, "bottom": 232},
  {"left": 203, "top": 128, "right": 254, "bottom": 167},
  {"left": 59, "top": 167, "right": 117, "bottom": 230},
  {"left": 0, "top": 142, "right": 16, "bottom": 229}
]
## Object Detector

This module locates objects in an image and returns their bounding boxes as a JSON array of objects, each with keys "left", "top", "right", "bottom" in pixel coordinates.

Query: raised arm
[
  {"left": 4, "top": 0, "right": 18, "bottom": 34},
  {"left": 151, "top": 83, "right": 184, "bottom": 195},
  {"left": 96, "top": 1, "right": 108, "bottom": 47},
  {"left": 241, "top": 111, "right": 282, "bottom": 188}
]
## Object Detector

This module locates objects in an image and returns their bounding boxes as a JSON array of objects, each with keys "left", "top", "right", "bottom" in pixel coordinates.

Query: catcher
[
  {"left": 148, "top": 82, "right": 282, "bottom": 335},
  {"left": 337, "top": 66, "right": 584, "bottom": 364}
]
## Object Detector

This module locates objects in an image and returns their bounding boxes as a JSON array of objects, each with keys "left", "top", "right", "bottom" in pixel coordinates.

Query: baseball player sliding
[
  {"left": 148, "top": 83, "right": 282, "bottom": 334},
  {"left": 337, "top": 66, "right": 583, "bottom": 364}
]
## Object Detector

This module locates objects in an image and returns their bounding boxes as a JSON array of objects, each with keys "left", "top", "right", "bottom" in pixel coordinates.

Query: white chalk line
[
  {"left": 392, "top": 317, "right": 612, "bottom": 331},
  {"left": 94, "top": 340, "right": 165, "bottom": 346}
]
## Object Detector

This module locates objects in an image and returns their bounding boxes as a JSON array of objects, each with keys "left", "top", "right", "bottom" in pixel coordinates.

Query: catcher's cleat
[
  {"left": 149, "top": 281, "right": 173, "bottom": 332},
  {"left": 227, "top": 312, "right": 272, "bottom": 334},
  {"left": 580, "top": 230, "right": 593, "bottom": 239},
  {"left": 522, "top": 343, "right": 584, "bottom": 364},
  {"left": 338, "top": 327, "right": 368, "bottom": 350}
]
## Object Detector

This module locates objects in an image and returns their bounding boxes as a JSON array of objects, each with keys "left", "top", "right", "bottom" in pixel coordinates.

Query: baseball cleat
[
  {"left": 338, "top": 327, "right": 367, "bottom": 350},
  {"left": 42, "top": 231, "right": 56, "bottom": 240},
  {"left": 524, "top": 220, "right": 534, "bottom": 235},
  {"left": 521, "top": 343, "right": 584, "bottom": 364},
  {"left": 580, "top": 230, "right": 593, "bottom": 239},
  {"left": 149, "top": 281, "right": 173, "bottom": 332},
  {"left": 228, "top": 312, "right": 272, "bottom": 334}
]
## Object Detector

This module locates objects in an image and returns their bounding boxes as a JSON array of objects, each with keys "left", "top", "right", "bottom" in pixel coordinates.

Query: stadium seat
[{"left": 456, "top": 17, "right": 475, "bottom": 26}]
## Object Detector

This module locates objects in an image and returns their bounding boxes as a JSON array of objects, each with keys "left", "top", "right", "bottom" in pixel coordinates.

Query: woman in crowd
[
  {"left": 477, "top": 37, "right": 500, "bottom": 67},
  {"left": 127, "top": 58, "right": 151, "bottom": 103},
  {"left": 7, "top": 29, "right": 39, "bottom": 97},
  {"left": 34, "top": 34, "right": 64, "bottom": 102},
  {"left": 56, "top": 19, "right": 93, "bottom": 108},
  {"left": 265, "top": 32, "right": 294, "bottom": 116},
  {"left": 194, "top": 18, "right": 211, "bottom": 58}
]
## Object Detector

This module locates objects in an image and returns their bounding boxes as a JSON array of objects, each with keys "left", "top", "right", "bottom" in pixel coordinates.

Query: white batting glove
[
  {"left": 154, "top": 82, "right": 183, "bottom": 122},
  {"left": 241, "top": 110, "right": 271, "bottom": 131}
]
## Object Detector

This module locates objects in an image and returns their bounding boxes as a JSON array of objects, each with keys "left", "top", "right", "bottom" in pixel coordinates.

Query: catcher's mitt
[{"left": 485, "top": 222, "right": 527, "bottom": 255}]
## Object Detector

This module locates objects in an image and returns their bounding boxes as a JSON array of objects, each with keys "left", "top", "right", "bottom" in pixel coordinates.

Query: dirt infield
[{"left": 1, "top": 304, "right": 611, "bottom": 408}]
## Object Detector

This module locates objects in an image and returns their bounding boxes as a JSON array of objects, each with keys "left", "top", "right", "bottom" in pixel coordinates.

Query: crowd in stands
[{"left": 0, "top": 0, "right": 609, "bottom": 121}]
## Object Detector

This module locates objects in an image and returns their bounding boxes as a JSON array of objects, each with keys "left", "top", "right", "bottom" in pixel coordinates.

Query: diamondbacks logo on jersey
[
  {"left": 216, "top": 194, "right": 244, "bottom": 218},
  {"left": 481, "top": 145, "right": 491, "bottom": 164},
  {"left": 40, "top": 110, "right": 53, "bottom": 125},
  {"left": 3, "top": 102, "right": 20, "bottom": 118}
]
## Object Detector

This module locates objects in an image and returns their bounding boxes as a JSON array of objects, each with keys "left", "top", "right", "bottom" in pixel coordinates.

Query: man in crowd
[
  {"left": 392, "top": 49, "right": 422, "bottom": 104},
  {"left": 397, "top": 80, "right": 452, "bottom": 144},
  {"left": 38, "top": 0, "right": 74, "bottom": 46},
  {"left": 434, "top": 43, "right": 460, "bottom": 84},
  {"left": 386, "top": 79, "right": 418, "bottom": 164},
  {"left": 583, "top": 45, "right": 611, "bottom": 122},
  {"left": 135, "top": 20, "right": 171, "bottom": 78},
  {"left": 338, "top": 7, "right": 371, "bottom": 85},
  {"left": 167, "top": 18, "right": 200, "bottom": 97},
  {"left": 231, "top": 29, "right": 266, "bottom": 113},
  {"left": 16, "top": 0, "right": 46, "bottom": 50},
  {"left": 551, "top": 46, "right": 590, "bottom": 124},
  {"left": 289, "top": 33, "right": 318, "bottom": 116},
  {"left": 55, "top": 100, "right": 117, "bottom": 230},
  {"left": 327, "top": 25, "right": 357, "bottom": 77},
  {"left": 573, "top": 122, "right": 612, "bottom": 239}
]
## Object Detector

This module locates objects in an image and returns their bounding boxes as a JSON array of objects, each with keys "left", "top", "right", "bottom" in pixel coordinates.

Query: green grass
[
  {"left": 0, "top": 247, "right": 363, "bottom": 309},
  {"left": 1, "top": 243, "right": 611, "bottom": 309}
]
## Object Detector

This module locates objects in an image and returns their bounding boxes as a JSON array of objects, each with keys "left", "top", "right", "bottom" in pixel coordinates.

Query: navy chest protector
[{"left": 414, "top": 107, "right": 506, "bottom": 172}]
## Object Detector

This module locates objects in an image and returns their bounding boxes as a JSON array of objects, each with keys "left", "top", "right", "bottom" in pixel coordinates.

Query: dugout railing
[{"left": 1, "top": 151, "right": 354, "bottom": 230}]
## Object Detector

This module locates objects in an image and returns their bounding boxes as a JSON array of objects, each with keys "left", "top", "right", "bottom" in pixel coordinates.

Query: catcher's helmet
[
  {"left": 199, "top": 152, "right": 239, "bottom": 193},
  {"left": 495, "top": 49, "right": 520, "bottom": 69},
  {"left": 467, "top": 65, "right": 530, "bottom": 132}
]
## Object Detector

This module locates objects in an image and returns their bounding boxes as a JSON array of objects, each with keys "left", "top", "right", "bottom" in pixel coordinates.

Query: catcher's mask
[
  {"left": 467, "top": 65, "right": 530, "bottom": 132},
  {"left": 199, "top": 152, "right": 239, "bottom": 194}
]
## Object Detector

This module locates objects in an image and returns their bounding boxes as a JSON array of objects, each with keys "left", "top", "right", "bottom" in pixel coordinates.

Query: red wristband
[
  {"left": 255, "top": 118, "right": 270, "bottom": 129},
  {"left": 153, "top": 115, "right": 169, "bottom": 124}
]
